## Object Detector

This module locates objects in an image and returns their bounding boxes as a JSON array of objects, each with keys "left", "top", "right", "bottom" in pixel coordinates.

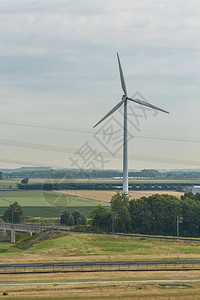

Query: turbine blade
[
  {"left": 127, "top": 97, "right": 169, "bottom": 114},
  {"left": 117, "top": 53, "right": 127, "bottom": 96},
  {"left": 93, "top": 100, "right": 125, "bottom": 128}
]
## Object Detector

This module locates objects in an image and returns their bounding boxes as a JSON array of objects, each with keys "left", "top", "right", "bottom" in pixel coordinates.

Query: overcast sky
[{"left": 1, "top": 0, "right": 200, "bottom": 170}]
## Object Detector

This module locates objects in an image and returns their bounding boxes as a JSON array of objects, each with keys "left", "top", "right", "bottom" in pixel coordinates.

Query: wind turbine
[{"left": 94, "top": 53, "right": 169, "bottom": 197}]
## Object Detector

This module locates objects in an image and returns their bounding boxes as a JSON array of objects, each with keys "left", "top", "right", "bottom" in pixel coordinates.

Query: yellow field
[{"left": 55, "top": 190, "right": 184, "bottom": 202}]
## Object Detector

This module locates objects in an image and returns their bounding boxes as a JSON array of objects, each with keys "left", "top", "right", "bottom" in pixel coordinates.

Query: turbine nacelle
[{"left": 122, "top": 95, "right": 127, "bottom": 101}]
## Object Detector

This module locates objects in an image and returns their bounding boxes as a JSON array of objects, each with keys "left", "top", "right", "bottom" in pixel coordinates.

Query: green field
[
  {"left": 0, "top": 190, "right": 108, "bottom": 217},
  {"left": 0, "top": 190, "right": 108, "bottom": 207}
]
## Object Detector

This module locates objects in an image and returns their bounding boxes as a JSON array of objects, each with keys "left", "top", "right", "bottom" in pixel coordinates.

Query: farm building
[{"left": 185, "top": 186, "right": 200, "bottom": 193}]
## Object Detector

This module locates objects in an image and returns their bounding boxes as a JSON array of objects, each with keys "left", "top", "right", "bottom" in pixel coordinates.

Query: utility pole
[
  {"left": 12, "top": 204, "right": 14, "bottom": 229},
  {"left": 177, "top": 215, "right": 179, "bottom": 239},
  {"left": 11, "top": 204, "right": 15, "bottom": 243},
  {"left": 57, "top": 209, "right": 59, "bottom": 231}
]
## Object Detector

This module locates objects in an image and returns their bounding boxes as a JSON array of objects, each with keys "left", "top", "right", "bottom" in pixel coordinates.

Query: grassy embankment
[{"left": 1, "top": 231, "right": 200, "bottom": 264}]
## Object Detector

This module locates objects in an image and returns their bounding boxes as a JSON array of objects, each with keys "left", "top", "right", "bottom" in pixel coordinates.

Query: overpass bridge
[{"left": 0, "top": 222, "right": 67, "bottom": 243}]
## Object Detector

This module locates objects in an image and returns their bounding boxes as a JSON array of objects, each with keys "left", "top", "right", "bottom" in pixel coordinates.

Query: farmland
[
  {"left": 0, "top": 188, "right": 184, "bottom": 218},
  {"left": 0, "top": 190, "right": 107, "bottom": 207},
  {"left": 0, "top": 177, "right": 194, "bottom": 218},
  {"left": 56, "top": 189, "right": 183, "bottom": 202},
  {"left": 0, "top": 190, "right": 108, "bottom": 217}
]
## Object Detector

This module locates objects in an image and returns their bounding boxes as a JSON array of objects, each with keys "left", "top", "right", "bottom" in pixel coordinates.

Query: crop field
[
  {"left": 0, "top": 190, "right": 108, "bottom": 206},
  {"left": 0, "top": 190, "right": 108, "bottom": 217},
  {"left": 56, "top": 189, "right": 184, "bottom": 202},
  {"left": 0, "top": 190, "right": 108, "bottom": 207}
]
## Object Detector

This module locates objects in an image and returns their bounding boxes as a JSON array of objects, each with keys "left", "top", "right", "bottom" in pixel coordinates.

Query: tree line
[
  {"left": 60, "top": 210, "right": 87, "bottom": 226},
  {"left": 91, "top": 192, "right": 200, "bottom": 237},
  {"left": 5, "top": 167, "right": 200, "bottom": 180},
  {"left": 18, "top": 182, "right": 185, "bottom": 191}
]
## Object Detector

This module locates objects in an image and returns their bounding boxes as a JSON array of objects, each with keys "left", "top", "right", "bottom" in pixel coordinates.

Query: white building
[{"left": 185, "top": 186, "right": 200, "bottom": 193}]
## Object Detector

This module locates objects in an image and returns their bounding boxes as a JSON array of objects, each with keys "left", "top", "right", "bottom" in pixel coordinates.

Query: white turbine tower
[{"left": 94, "top": 53, "right": 169, "bottom": 197}]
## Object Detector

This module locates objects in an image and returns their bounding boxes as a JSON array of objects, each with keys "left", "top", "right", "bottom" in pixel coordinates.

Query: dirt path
[{"left": 1, "top": 279, "right": 200, "bottom": 286}]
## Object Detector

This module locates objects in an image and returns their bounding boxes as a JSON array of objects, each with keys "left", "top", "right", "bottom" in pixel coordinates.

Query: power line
[
  {"left": 1, "top": 120, "right": 200, "bottom": 167},
  {"left": 1, "top": 153, "right": 200, "bottom": 168},
  {"left": 1, "top": 120, "right": 200, "bottom": 144}
]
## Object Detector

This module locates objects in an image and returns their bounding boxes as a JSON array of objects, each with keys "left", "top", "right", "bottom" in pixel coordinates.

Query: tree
[
  {"left": 90, "top": 205, "right": 111, "bottom": 231},
  {"left": 129, "top": 197, "right": 153, "bottom": 234},
  {"left": 60, "top": 210, "right": 70, "bottom": 225},
  {"left": 72, "top": 210, "right": 87, "bottom": 225},
  {"left": 111, "top": 192, "right": 131, "bottom": 233},
  {"left": 0, "top": 171, "right": 3, "bottom": 180},
  {"left": 129, "top": 194, "right": 181, "bottom": 236},
  {"left": 181, "top": 192, "right": 196, "bottom": 200},
  {"left": 72, "top": 210, "right": 82, "bottom": 225},
  {"left": 148, "top": 194, "right": 181, "bottom": 236},
  {"left": 67, "top": 215, "right": 74, "bottom": 226},
  {"left": 80, "top": 213, "right": 87, "bottom": 225},
  {"left": 21, "top": 178, "right": 29, "bottom": 184},
  {"left": 181, "top": 197, "right": 200, "bottom": 237},
  {"left": 3, "top": 202, "right": 23, "bottom": 223},
  {"left": 77, "top": 214, "right": 87, "bottom": 225}
]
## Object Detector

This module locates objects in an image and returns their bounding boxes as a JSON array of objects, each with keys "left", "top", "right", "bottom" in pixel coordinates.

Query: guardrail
[{"left": 0, "top": 260, "right": 200, "bottom": 273}]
